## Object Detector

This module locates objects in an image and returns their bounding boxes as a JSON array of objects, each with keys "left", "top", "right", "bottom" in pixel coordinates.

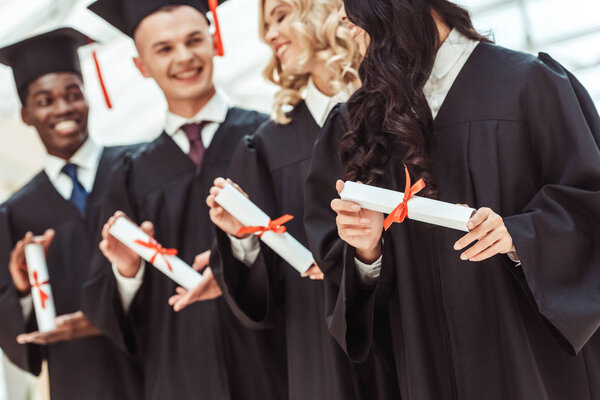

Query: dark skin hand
[
  {"left": 21, "top": 72, "right": 89, "bottom": 160},
  {"left": 8, "top": 229, "right": 55, "bottom": 296},
  {"left": 17, "top": 311, "right": 102, "bottom": 345}
]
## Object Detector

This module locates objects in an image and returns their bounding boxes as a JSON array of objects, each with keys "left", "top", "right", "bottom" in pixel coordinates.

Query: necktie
[
  {"left": 61, "top": 163, "right": 88, "bottom": 214},
  {"left": 182, "top": 122, "right": 207, "bottom": 167}
]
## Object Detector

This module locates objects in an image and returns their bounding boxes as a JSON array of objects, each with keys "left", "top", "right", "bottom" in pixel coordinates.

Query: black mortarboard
[
  {"left": 88, "top": 0, "right": 228, "bottom": 39},
  {"left": 0, "top": 28, "right": 89, "bottom": 103}
]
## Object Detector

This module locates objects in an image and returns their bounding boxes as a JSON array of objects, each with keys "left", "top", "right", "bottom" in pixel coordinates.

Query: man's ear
[
  {"left": 133, "top": 56, "right": 151, "bottom": 78},
  {"left": 21, "top": 106, "right": 32, "bottom": 126}
]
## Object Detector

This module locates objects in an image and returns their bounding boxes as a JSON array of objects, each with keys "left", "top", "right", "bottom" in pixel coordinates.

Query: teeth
[
  {"left": 175, "top": 69, "right": 200, "bottom": 79},
  {"left": 277, "top": 44, "right": 289, "bottom": 58},
  {"left": 55, "top": 120, "right": 77, "bottom": 132}
]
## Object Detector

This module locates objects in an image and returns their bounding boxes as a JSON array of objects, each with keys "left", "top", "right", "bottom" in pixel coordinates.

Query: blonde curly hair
[{"left": 259, "top": 0, "right": 360, "bottom": 124}]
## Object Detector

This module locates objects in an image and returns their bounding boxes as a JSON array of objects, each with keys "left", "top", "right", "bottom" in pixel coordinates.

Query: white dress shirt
[
  {"left": 20, "top": 137, "right": 103, "bottom": 319},
  {"left": 354, "top": 29, "right": 480, "bottom": 286},
  {"left": 228, "top": 79, "right": 352, "bottom": 268},
  {"left": 113, "top": 90, "right": 231, "bottom": 311}
]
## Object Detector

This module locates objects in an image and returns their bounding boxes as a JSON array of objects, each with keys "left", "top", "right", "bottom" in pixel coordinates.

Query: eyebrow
[
  {"left": 269, "top": 4, "right": 286, "bottom": 17},
  {"left": 151, "top": 30, "right": 205, "bottom": 49},
  {"left": 31, "top": 89, "right": 51, "bottom": 97}
]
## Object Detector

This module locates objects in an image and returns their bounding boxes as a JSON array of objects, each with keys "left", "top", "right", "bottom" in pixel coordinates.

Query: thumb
[
  {"left": 193, "top": 250, "right": 211, "bottom": 271},
  {"left": 336, "top": 180, "right": 345, "bottom": 196},
  {"left": 140, "top": 221, "right": 155, "bottom": 237}
]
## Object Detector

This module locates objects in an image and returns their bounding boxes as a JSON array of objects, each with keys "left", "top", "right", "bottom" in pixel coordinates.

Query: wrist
[{"left": 355, "top": 242, "right": 382, "bottom": 264}]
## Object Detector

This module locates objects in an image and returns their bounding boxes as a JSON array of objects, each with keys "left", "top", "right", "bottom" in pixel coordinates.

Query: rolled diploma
[
  {"left": 109, "top": 217, "right": 203, "bottom": 291},
  {"left": 340, "top": 181, "right": 475, "bottom": 232},
  {"left": 24, "top": 243, "right": 57, "bottom": 332},
  {"left": 214, "top": 183, "right": 314, "bottom": 274}
]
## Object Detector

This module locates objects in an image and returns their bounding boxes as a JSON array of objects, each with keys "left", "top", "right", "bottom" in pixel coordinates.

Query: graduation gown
[
  {"left": 304, "top": 42, "right": 600, "bottom": 400},
  {"left": 211, "top": 101, "right": 400, "bottom": 400},
  {"left": 82, "top": 107, "right": 289, "bottom": 400},
  {"left": 0, "top": 145, "right": 144, "bottom": 400}
]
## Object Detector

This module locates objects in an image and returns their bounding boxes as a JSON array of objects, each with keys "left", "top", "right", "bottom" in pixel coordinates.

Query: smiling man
[
  {"left": 0, "top": 28, "right": 143, "bottom": 400},
  {"left": 81, "top": 1, "right": 287, "bottom": 399}
]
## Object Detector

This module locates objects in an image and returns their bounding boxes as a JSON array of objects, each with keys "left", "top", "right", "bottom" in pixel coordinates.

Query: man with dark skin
[{"left": 0, "top": 28, "right": 143, "bottom": 400}]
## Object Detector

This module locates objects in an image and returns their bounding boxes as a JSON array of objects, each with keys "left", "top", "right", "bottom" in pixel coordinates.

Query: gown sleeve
[
  {"left": 80, "top": 155, "right": 140, "bottom": 357},
  {"left": 0, "top": 206, "right": 43, "bottom": 375},
  {"left": 210, "top": 133, "right": 284, "bottom": 330},
  {"left": 303, "top": 105, "right": 392, "bottom": 362},
  {"left": 503, "top": 53, "right": 600, "bottom": 355}
]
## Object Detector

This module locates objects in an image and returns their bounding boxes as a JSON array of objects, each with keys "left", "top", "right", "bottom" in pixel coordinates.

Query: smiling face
[
  {"left": 133, "top": 5, "right": 216, "bottom": 107},
  {"left": 262, "top": 0, "right": 313, "bottom": 74},
  {"left": 338, "top": 4, "right": 369, "bottom": 57},
  {"left": 21, "top": 72, "right": 89, "bottom": 159}
]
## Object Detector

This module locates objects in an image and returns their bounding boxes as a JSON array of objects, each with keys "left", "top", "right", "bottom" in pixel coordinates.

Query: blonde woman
[{"left": 202, "top": 0, "right": 400, "bottom": 398}]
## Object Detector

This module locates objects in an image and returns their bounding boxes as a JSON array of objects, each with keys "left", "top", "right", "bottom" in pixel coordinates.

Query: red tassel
[
  {"left": 208, "top": 0, "right": 225, "bottom": 56},
  {"left": 88, "top": 39, "right": 113, "bottom": 109}
]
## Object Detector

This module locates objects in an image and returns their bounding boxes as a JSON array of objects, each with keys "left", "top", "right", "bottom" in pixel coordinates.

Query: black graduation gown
[
  {"left": 210, "top": 102, "right": 400, "bottom": 400},
  {"left": 81, "top": 107, "right": 289, "bottom": 400},
  {"left": 304, "top": 42, "right": 600, "bottom": 400},
  {"left": 0, "top": 145, "right": 144, "bottom": 400}
]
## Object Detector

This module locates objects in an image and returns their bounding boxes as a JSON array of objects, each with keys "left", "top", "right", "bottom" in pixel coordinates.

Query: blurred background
[{"left": 0, "top": 0, "right": 599, "bottom": 398}]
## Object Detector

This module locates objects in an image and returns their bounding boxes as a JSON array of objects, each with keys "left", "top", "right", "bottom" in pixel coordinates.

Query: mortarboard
[
  {"left": 89, "top": 0, "right": 228, "bottom": 55},
  {"left": 0, "top": 27, "right": 113, "bottom": 108}
]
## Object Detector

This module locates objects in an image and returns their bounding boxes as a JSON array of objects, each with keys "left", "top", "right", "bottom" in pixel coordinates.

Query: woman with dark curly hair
[{"left": 304, "top": 0, "right": 600, "bottom": 399}]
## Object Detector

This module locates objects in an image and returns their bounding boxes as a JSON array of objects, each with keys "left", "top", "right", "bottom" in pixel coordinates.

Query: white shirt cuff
[
  {"left": 354, "top": 255, "right": 382, "bottom": 287},
  {"left": 228, "top": 234, "right": 261, "bottom": 267},
  {"left": 112, "top": 261, "right": 145, "bottom": 312},
  {"left": 507, "top": 251, "right": 521, "bottom": 267},
  {"left": 20, "top": 294, "right": 33, "bottom": 321}
]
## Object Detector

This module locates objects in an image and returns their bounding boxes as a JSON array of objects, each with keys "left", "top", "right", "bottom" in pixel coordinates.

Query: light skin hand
[
  {"left": 206, "top": 177, "right": 251, "bottom": 238},
  {"left": 16, "top": 311, "right": 102, "bottom": 345},
  {"left": 331, "top": 180, "right": 384, "bottom": 264},
  {"left": 9, "top": 229, "right": 55, "bottom": 296},
  {"left": 98, "top": 211, "right": 154, "bottom": 278},
  {"left": 168, "top": 251, "right": 222, "bottom": 312},
  {"left": 300, "top": 263, "right": 324, "bottom": 280},
  {"left": 454, "top": 207, "right": 517, "bottom": 262}
]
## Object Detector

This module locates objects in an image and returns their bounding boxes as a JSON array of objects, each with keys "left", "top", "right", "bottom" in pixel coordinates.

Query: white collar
[
  {"left": 304, "top": 78, "right": 351, "bottom": 128},
  {"left": 430, "top": 28, "right": 477, "bottom": 81},
  {"left": 44, "top": 137, "right": 102, "bottom": 182},
  {"left": 164, "top": 89, "right": 230, "bottom": 135}
]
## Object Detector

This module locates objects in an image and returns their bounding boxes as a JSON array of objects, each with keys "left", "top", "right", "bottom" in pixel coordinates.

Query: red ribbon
[
  {"left": 383, "top": 165, "right": 426, "bottom": 231},
  {"left": 30, "top": 271, "right": 50, "bottom": 309},
  {"left": 88, "top": 39, "right": 113, "bottom": 109},
  {"left": 133, "top": 238, "right": 178, "bottom": 272},
  {"left": 236, "top": 214, "right": 294, "bottom": 238},
  {"left": 208, "top": 0, "right": 225, "bottom": 56}
]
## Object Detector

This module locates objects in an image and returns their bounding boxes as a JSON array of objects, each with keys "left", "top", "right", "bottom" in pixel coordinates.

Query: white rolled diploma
[
  {"left": 340, "top": 181, "right": 475, "bottom": 232},
  {"left": 24, "top": 243, "right": 57, "bottom": 332},
  {"left": 109, "top": 217, "right": 203, "bottom": 291},
  {"left": 214, "top": 183, "right": 314, "bottom": 274}
]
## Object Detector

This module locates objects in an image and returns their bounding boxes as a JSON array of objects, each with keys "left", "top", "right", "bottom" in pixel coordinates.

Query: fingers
[
  {"left": 336, "top": 180, "right": 345, "bottom": 195},
  {"left": 300, "top": 264, "right": 324, "bottom": 280},
  {"left": 454, "top": 209, "right": 499, "bottom": 250},
  {"left": 213, "top": 177, "right": 227, "bottom": 189},
  {"left": 459, "top": 224, "right": 505, "bottom": 260},
  {"left": 330, "top": 199, "right": 361, "bottom": 214},
  {"left": 140, "top": 221, "right": 155, "bottom": 237},
  {"left": 193, "top": 251, "right": 211, "bottom": 271},
  {"left": 336, "top": 213, "right": 371, "bottom": 228},
  {"left": 469, "top": 237, "right": 512, "bottom": 262},
  {"left": 226, "top": 179, "right": 249, "bottom": 199}
]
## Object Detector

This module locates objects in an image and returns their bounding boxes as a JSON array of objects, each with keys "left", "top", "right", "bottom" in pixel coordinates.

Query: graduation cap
[
  {"left": 89, "top": 0, "right": 228, "bottom": 56},
  {"left": 0, "top": 27, "right": 113, "bottom": 108}
]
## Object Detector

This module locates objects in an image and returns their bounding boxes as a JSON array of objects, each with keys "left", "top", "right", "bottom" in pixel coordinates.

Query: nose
[
  {"left": 174, "top": 43, "right": 195, "bottom": 63},
  {"left": 53, "top": 97, "right": 75, "bottom": 116},
  {"left": 264, "top": 24, "right": 278, "bottom": 43}
]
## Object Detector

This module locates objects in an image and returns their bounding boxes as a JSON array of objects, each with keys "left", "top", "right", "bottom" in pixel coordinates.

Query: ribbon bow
[
  {"left": 383, "top": 165, "right": 426, "bottom": 230},
  {"left": 236, "top": 214, "right": 294, "bottom": 238},
  {"left": 30, "top": 271, "right": 50, "bottom": 309},
  {"left": 133, "top": 237, "right": 178, "bottom": 272}
]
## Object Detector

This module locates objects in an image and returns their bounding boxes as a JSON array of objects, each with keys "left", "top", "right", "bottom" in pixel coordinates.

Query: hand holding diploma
[
  {"left": 168, "top": 251, "right": 223, "bottom": 312},
  {"left": 331, "top": 180, "right": 384, "bottom": 264},
  {"left": 17, "top": 311, "right": 102, "bottom": 345},
  {"left": 99, "top": 211, "right": 152, "bottom": 278},
  {"left": 8, "top": 229, "right": 55, "bottom": 296}
]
